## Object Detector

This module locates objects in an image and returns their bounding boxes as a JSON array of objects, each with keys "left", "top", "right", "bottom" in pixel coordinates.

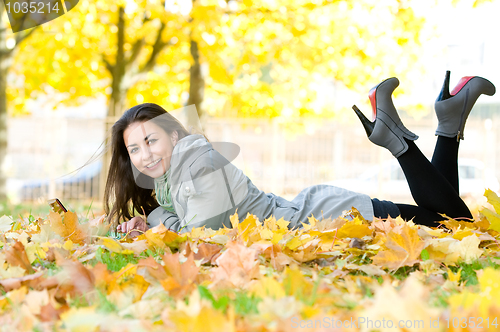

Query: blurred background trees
[
  {"left": 0, "top": 0, "right": 495, "bottom": 204},
  {"left": 0, "top": 1, "right": 39, "bottom": 201}
]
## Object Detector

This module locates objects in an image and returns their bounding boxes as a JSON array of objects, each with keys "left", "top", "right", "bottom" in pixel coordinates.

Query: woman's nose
[{"left": 142, "top": 146, "right": 153, "bottom": 160}]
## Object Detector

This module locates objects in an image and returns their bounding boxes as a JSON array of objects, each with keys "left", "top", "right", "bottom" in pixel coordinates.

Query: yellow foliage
[
  {"left": 372, "top": 224, "right": 425, "bottom": 270},
  {"left": 2, "top": 181, "right": 500, "bottom": 329},
  {"left": 336, "top": 217, "right": 373, "bottom": 239}
]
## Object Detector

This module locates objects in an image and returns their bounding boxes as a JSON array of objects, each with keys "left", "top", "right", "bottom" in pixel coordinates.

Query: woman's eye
[
  {"left": 130, "top": 148, "right": 137, "bottom": 154},
  {"left": 148, "top": 139, "right": 157, "bottom": 145}
]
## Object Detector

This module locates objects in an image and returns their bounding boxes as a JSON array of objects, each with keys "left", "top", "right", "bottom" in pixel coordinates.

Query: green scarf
[{"left": 154, "top": 167, "right": 175, "bottom": 213}]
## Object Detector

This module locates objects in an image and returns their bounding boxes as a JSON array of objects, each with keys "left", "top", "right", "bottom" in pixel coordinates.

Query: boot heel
[
  {"left": 436, "top": 70, "right": 451, "bottom": 102},
  {"left": 352, "top": 105, "right": 374, "bottom": 137}
]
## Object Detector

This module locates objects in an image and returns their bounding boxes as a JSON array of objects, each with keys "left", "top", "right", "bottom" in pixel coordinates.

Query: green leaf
[{"left": 420, "top": 248, "right": 430, "bottom": 261}]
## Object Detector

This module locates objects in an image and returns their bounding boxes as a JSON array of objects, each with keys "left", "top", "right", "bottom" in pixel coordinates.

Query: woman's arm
[
  {"left": 147, "top": 206, "right": 183, "bottom": 231},
  {"left": 176, "top": 157, "right": 248, "bottom": 232}
]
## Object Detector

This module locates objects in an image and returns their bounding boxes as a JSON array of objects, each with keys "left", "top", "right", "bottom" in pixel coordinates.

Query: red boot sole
[
  {"left": 450, "top": 76, "right": 474, "bottom": 95},
  {"left": 369, "top": 86, "right": 377, "bottom": 121}
]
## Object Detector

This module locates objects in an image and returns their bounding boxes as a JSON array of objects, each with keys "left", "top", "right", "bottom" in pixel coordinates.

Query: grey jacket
[{"left": 147, "top": 134, "right": 374, "bottom": 233}]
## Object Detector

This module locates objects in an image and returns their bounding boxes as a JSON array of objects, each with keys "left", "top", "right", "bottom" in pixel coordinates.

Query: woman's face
[{"left": 123, "top": 120, "right": 178, "bottom": 179}]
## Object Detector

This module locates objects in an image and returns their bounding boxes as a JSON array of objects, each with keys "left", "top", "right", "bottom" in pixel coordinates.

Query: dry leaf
[
  {"left": 212, "top": 240, "right": 260, "bottom": 288},
  {"left": 5, "top": 241, "right": 34, "bottom": 274},
  {"left": 47, "top": 211, "right": 87, "bottom": 244},
  {"left": 372, "top": 224, "right": 426, "bottom": 270},
  {"left": 0, "top": 215, "right": 14, "bottom": 232},
  {"left": 193, "top": 242, "right": 222, "bottom": 265},
  {"left": 160, "top": 252, "right": 199, "bottom": 298}
]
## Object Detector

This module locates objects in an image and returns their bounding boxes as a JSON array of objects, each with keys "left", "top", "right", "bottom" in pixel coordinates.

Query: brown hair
[{"left": 103, "top": 103, "right": 198, "bottom": 226}]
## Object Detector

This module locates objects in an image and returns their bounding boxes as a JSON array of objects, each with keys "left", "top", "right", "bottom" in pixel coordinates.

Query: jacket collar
[{"left": 168, "top": 134, "right": 213, "bottom": 185}]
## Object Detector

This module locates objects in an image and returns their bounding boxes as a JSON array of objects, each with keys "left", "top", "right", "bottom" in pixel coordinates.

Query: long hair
[{"left": 103, "top": 103, "right": 200, "bottom": 226}]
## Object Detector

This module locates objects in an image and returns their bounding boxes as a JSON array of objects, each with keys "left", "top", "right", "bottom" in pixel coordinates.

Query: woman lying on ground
[{"left": 102, "top": 71, "right": 495, "bottom": 237}]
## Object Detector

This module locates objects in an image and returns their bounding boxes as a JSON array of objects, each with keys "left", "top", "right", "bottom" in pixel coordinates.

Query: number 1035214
[
  {"left": 5, "top": 1, "right": 61, "bottom": 14},
  {"left": 445, "top": 317, "right": 498, "bottom": 329}
]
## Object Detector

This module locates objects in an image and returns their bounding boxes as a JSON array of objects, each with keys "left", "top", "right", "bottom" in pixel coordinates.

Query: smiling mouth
[{"left": 146, "top": 158, "right": 161, "bottom": 168}]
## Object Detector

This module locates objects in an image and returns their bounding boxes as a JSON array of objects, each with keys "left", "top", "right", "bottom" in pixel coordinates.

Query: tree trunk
[
  {"left": 0, "top": 2, "right": 10, "bottom": 202},
  {"left": 99, "top": 6, "right": 127, "bottom": 204},
  {"left": 0, "top": 63, "right": 9, "bottom": 203},
  {"left": 108, "top": 6, "right": 126, "bottom": 119},
  {"left": 186, "top": 38, "right": 205, "bottom": 130}
]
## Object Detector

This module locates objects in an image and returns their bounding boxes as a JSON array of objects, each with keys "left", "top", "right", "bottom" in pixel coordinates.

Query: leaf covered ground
[{"left": 1, "top": 190, "right": 500, "bottom": 331}]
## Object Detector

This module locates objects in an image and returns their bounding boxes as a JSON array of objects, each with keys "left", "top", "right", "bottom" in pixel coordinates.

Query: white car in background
[{"left": 324, "top": 158, "right": 499, "bottom": 204}]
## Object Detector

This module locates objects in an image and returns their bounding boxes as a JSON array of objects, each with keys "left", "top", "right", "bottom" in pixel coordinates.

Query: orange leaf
[
  {"left": 193, "top": 243, "right": 222, "bottom": 265},
  {"left": 372, "top": 224, "right": 426, "bottom": 270},
  {"left": 47, "top": 211, "right": 86, "bottom": 244},
  {"left": 211, "top": 241, "right": 260, "bottom": 288},
  {"left": 137, "top": 256, "right": 169, "bottom": 281},
  {"left": 5, "top": 241, "right": 34, "bottom": 274},
  {"left": 160, "top": 252, "right": 199, "bottom": 298},
  {"left": 336, "top": 219, "right": 373, "bottom": 239},
  {"left": 56, "top": 254, "right": 95, "bottom": 296}
]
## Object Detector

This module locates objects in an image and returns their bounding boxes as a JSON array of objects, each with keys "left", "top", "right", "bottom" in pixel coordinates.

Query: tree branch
[
  {"left": 102, "top": 56, "right": 113, "bottom": 73},
  {"left": 125, "top": 38, "right": 145, "bottom": 70},
  {"left": 139, "top": 21, "right": 168, "bottom": 73},
  {"left": 14, "top": 26, "right": 38, "bottom": 46}
]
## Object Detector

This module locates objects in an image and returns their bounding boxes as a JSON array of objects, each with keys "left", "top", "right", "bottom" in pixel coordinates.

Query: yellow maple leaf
[
  {"left": 171, "top": 290, "right": 235, "bottom": 332},
  {"left": 263, "top": 215, "right": 278, "bottom": 231},
  {"left": 481, "top": 207, "right": 500, "bottom": 233},
  {"left": 138, "top": 223, "right": 184, "bottom": 251},
  {"left": 237, "top": 213, "right": 261, "bottom": 242},
  {"left": 336, "top": 217, "right": 373, "bottom": 239},
  {"left": 484, "top": 188, "right": 500, "bottom": 214},
  {"left": 372, "top": 224, "right": 425, "bottom": 270},
  {"left": 47, "top": 211, "right": 87, "bottom": 244},
  {"left": 24, "top": 242, "right": 48, "bottom": 263},
  {"left": 359, "top": 275, "right": 441, "bottom": 332},
  {"left": 285, "top": 234, "right": 314, "bottom": 251},
  {"left": 98, "top": 237, "right": 134, "bottom": 255},
  {"left": 478, "top": 189, "right": 500, "bottom": 233},
  {"left": 230, "top": 210, "right": 240, "bottom": 229},
  {"left": 452, "top": 229, "right": 475, "bottom": 240},
  {"left": 446, "top": 267, "right": 462, "bottom": 285},
  {"left": 259, "top": 228, "right": 273, "bottom": 240},
  {"left": 250, "top": 276, "right": 286, "bottom": 299},
  {"left": 282, "top": 265, "right": 314, "bottom": 300},
  {"left": 276, "top": 217, "right": 290, "bottom": 231},
  {"left": 452, "top": 234, "right": 484, "bottom": 264},
  {"left": 301, "top": 215, "right": 318, "bottom": 230},
  {"left": 427, "top": 235, "right": 483, "bottom": 265},
  {"left": 426, "top": 238, "right": 461, "bottom": 265}
]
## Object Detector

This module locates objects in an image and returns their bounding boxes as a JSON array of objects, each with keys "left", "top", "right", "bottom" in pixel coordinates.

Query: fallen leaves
[
  {"left": 47, "top": 211, "right": 87, "bottom": 244},
  {"left": 481, "top": 188, "right": 500, "bottom": 233},
  {"left": 1, "top": 189, "right": 500, "bottom": 331},
  {"left": 5, "top": 241, "right": 34, "bottom": 274},
  {"left": 211, "top": 241, "right": 260, "bottom": 288},
  {"left": 160, "top": 252, "right": 200, "bottom": 298},
  {"left": 372, "top": 223, "right": 426, "bottom": 270}
]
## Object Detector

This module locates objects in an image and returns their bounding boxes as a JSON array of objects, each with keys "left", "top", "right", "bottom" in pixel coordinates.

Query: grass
[
  {"left": 447, "top": 257, "right": 500, "bottom": 286},
  {"left": 91, "top": 247, "right": 140, "bottom": 272},
  {"left": 197, "top": 285, "right": 261, "bottom": 315},
  {"left": 0, "top": 199, "right": 105, "bottom": 221}
]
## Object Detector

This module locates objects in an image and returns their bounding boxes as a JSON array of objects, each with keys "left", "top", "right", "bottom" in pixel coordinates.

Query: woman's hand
[{"left": 116, "top": 216, "right": 148, "bottom": 238}]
